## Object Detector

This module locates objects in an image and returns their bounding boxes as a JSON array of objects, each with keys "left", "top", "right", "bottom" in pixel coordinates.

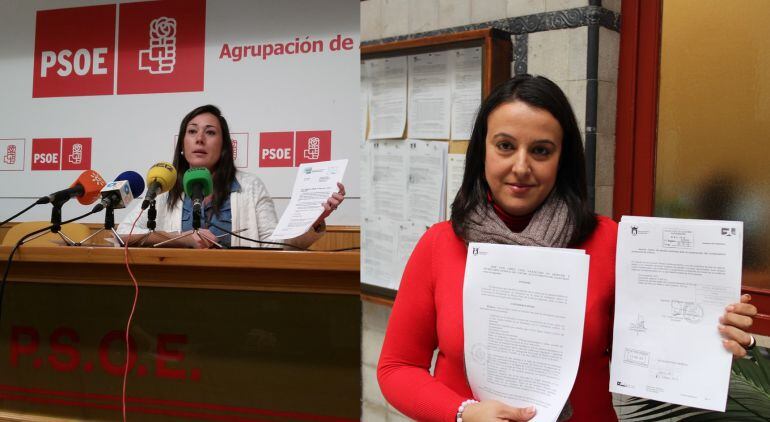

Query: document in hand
[
  {"left": 610, "top": 216, "right": 743, "bottom": 411},
  {"left": 270, "top": 159, "right": 347, "bottom": 240},
  {"left": 463, "top": 243, "right": 589, "bottom": 422}
]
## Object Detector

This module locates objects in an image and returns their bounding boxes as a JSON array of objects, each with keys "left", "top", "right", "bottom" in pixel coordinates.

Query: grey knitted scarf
[{"left": 462, "top": 192, "right": 575, "bottom": 248}]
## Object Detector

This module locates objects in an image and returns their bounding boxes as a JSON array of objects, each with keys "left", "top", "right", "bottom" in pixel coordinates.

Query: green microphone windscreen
[{"left": 183, "top": 167, "right": 213, "bottom": 198}]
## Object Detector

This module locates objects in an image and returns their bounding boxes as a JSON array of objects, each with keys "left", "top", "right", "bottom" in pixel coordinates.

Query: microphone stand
[
  {"left": 24, "top": 199, "right": 77, "bottom": 246},
  {"left": 129, "top": 200, "right": 157, "bottom": 247},
  {"left": 154, "top": 202, "right": 222, "bottom": 249},
  {"left": 80, "top": 206, "right": 124, "bottom": 246}
]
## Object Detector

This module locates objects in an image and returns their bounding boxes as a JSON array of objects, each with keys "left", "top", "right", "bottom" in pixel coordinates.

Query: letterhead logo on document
[
  {"left": 32, "top": 4, "right": 117, "bottom": 98},
  {"left": 117, "top": 0, "right": 206, "bottom": 94}
]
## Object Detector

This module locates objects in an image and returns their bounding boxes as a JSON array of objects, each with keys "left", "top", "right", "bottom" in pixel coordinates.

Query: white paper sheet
[
  {"left": 446, "top": 153, "right": 466, "bottom": 219},
  {"left": 360, "top": 142, "right": 373, "bottom": 219},
  {"left": 610, "top": 216, "right": 743, "bottom": 411},
  {"left": 361, "top": 217, "right": 399, "bottom": 289},
  {"left": 361, "top": 61, "right": 370, "bottom": 142},
  {"left": 450, "top": 47, "right": 482, "bottom": 140},
  {"left": 406, "top": 139, "right": 448, "bottom": 224},
  {"left": 407, "top": 52, "right": 451, "bottom": 140},
  {"left": 371, "top": 140, "right": 408, "bottom": 221},
  {"left": 464, "top": 243, "right": 589, "bottom": 422},
  {"left": 368, "top": 57, "right": 408, "bottom": 140},
  {"left": 270, "top": 159, "right": 347, "bottom": 240},
  {"left": 394, "top": 221, "right": 428, "bottom": 290}
]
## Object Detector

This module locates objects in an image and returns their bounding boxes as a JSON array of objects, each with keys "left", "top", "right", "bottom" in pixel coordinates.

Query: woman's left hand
[
  {"left": 313, "top": 182, "right": 345, "bottom": 227},
  {"left": 719, "top": 293, "right": 758, "bottom": 358}
]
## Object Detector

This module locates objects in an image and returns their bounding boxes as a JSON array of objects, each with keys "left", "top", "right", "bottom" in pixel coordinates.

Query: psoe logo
[
  {"left": 33, "top": 4, "right": 117, "bottom": 98},
  {"left": 4, "top": 145, "right": 17, "bottom": 165},
  {"left": 32, "top": 0, "right": 205, "bottom": 98},
  {"left": 139, "top": 17, "right": 177, "bottom": 74},
  {"left": 118, "top": 0, "right": 206, "bottom": 95},
  {"left": 259, "top": 131, "right": 333, "bottom": 168},
  {"left": 0, "top": 139, "right": 25, "bottom": 171}
]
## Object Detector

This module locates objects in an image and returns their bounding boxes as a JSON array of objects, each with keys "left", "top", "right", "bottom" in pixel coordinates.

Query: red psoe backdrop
[
  {"left": 32, "top": 4, "right": 117, "bottom": 98},
  {"left": 117, "top": 0, "right": 206, "bottom": 95}
]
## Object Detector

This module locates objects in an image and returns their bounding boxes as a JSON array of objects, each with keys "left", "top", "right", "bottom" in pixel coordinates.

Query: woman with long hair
[
  {"left": 377, "top": 75, "right": 756, "bottom": 421},
  {"left": 119, "top": 104, "right": 344, "bottom": 248}
]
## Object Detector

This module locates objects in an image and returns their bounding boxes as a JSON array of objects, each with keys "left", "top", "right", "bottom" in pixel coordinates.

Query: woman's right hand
[{"left": 461, "top": 400, "right": 536, "bottom": 421}]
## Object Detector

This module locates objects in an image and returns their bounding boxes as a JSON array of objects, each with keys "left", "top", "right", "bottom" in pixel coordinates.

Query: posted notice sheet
[
  {"left": 270, "top": 159, "right": 347, "bottom": 240},
  {"left": 610, "top": 216, "right": 743, "bottom": 411},
  {"left": 464, "top": 243, "right": 590, "bottom": 422}
]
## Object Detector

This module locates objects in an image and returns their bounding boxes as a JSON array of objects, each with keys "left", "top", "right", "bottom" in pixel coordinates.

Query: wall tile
[
  {"left": 595, "top": 185, "right": 614, "bottom": 218},
  {"left": 361, "top": 0, "right": 383, "bottom": 41},
  {"left": 565, "top": 79, "right": 587, "bottom": 131},
  {"left": 528, "top": 29, "right": 570, "bottom": 82},
  {"left": 568, "top": 26, "right": 588, "bottom": 80},
  {"left": 387, "top": 407, "right": 413, "bottom": 421},
  {"left": 597, "top": 80, "right": 617, "bottom": 135},
  {"left": 409, "top": 0, "right": 440, "bottom": 34},
  {"left": 381, "top": 0, "right": 410, "bottom": 38},
  {"left": 598, "top": 27, "right": 620, "bottom": 82},
  {"left": 506, "top": 0, "right": 546, "bottom": 17},
  {"left": 470, "top": 0, "right": 507, "bottom": 24},
  {"left": 362, "top": 300, "right": 392, "bottom": 333},
  {"left": 439, "top": 0, "right": 472, "bottom": 28},
  {"left": 363, "top": 400, "right": 388, "bottom": 421},
  {"left": 595, "top": 132, "right": 615, "bottom": 186},
  {"left": 545, "top": 0, "right": 587, "bottom": 11},
  {"left": 363, "top": 364, "right": 388, "bottom": 408},
  {"left": 603, "top": 0, "right": 622, "bottom": 14},
  {"left": 362, "top": 326, "right": 386, "bottom": 367}
]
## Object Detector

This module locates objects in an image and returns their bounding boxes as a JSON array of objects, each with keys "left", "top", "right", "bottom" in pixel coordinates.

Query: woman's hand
[
  {"left": 719, "top": 293, "right": 758, "bottom": 358},
  {"left": 313, "top": 182, "right": 345, "bottom": 227},
  {"left": 461, "top": 400, "right": 536, "bottom": 422}
]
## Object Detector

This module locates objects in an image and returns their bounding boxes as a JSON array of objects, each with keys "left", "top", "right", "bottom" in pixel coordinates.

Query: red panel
[
  {"left": 117, "top": 0, "right": 206, "bottom": 95},
  {"left": 259, "top": 132, "right": 294, "bottom": 168},
  {"left": 294, "top": 130, "right": 331, "bottom": 166},
  {"left": 743, "top": 286, "right": 770, "bottom": 336},
  {"left": 61, "top": 138, "right": 92, "bottom": 171},
  {"left": 32, "top": 5, "right": 116, "bottom": 98},
  {"left": 31, "top": 138, "right": 62, "bottom": 171},
  {"left": 613, "top": 0, "right": 640, "bottom": 220},
  {"left": 613, "top": 0, "right": 662, "bottom": 219}
]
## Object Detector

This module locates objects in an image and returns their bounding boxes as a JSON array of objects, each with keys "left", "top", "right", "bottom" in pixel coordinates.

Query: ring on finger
[{"left": 744, "top": 335, "right": 757, "bottom": 351}]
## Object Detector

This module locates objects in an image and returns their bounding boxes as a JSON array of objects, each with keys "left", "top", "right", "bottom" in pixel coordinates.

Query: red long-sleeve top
[{"left": 377, "top": 217, "right": 619, "bottom": 422}]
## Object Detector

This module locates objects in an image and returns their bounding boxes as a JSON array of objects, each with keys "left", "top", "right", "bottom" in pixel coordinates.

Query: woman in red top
[{"left": 377, "top": 75, "right": 757, "bottom": 422}]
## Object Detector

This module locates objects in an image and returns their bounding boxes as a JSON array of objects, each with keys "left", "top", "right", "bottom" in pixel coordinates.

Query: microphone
[
  {"left": 37, "top": 169, "right": 106, "bottom": 206},
  {"left": 142, "top": 162, "right": 177, "bottom": 209},
  {"left": 93, "top": 171, "right": 145, "bottom": 212},
  {"left": 183, "top": 167, "right": 213, "bottom": 214}
]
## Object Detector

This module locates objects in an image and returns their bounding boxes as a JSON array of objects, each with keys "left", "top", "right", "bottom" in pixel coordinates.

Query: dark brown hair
[
  {"left": 450, "top": 74, "right": 597, "bottom": 246},
  {"left": 168, "top": 104, "right": 236, "bottom": 216}
]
